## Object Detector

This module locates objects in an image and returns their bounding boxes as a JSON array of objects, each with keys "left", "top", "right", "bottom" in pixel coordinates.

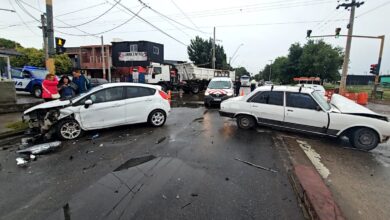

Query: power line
[
  {"left": 356, "top": 1, "right": 390, "bottom": 18},
  {"left": 110, "top": 0, "right": 188, "bottom": 46},
  {"left": 56, "top": 0, "right": 122, "bottom": 28},
  {"left": 56, "top": 2, "right": 107, "bottom": 17},
  {"left": 7, "top": 0, "right": 40, "bottom": 36},
  {"left": 137, "top": 0, "right": 209, "bottom": 35},
  {"left": 56, "top": 7, "right": 145, "bottom": 37},
  {"left": 15, "top": 0, "right": 40, "bottom": 22},
  {"left": 170, "top": 0, "right": 200, "bottom": 30}
]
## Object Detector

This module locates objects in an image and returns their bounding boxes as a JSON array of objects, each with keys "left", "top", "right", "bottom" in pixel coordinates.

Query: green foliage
[
  {"left": 10, "top": 47, "right": 45, "bottom": 67},
  {"left": 235, "top": 67, "right": 250, "bottom": 78},
  {"left": 187, "top": 36, "right": 230, "bottom": 69},
  {"left": 0, "top": 38, "right": 22, "bottom": 49},
  {"left": 255, "top": 40, "right": 344, "bottom": 84},
  {"left": 54, "top": 54, "right": 72, "bottom": 75}
]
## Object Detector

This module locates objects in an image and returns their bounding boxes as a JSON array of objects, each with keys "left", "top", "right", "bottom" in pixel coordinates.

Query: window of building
[
  {"left": 153, "top": 46, "right": 159, "bottom": 55},
  {"left": 130, "top": 44, "right": 138, "bottom": 52}
]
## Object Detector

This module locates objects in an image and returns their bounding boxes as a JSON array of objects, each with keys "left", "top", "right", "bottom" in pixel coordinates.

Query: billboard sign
[{"left": 118, "top": 52, "right": 147, "bottom": 61}]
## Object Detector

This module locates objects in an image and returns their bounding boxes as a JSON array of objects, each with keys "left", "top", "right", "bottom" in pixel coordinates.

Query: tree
[
  {"left": 187, "top": 36, "right": 229, "bottom": 69},
  {"left": 10, "top": 47, "right": 45, "bottom": 67},
  {"left": 54, "top": 54, "right": 72, "bottom": 75},
  {"left": 257, "top": 40, "right": 343, "bottom": 84},
  {"left": 0, "top": 38, "right": 22, "bottom": 49},
  {"left": 235, "top": 67, "right": 250, "bottom": 78}
]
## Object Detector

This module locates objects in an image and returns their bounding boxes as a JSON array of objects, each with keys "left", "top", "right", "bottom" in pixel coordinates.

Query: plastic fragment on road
[
  {"left": 16, "top": 157, "right": 28, "bottom": 166},
  {"left": 235, "top": 158, "right": 278, "bottom": 173},
  {"left": 89, "top": 133, "right": 99, "bottom": 140},
  {"left": 16, "top": 141, "right": 62, "bottom": 155}
]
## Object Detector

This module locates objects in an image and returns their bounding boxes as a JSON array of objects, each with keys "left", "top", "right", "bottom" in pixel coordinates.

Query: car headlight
[
  {"left": 227, "top": 92, "right": 233, "bottom": 96},
  {"left": 205, "top": 91, "right": 209, "bottom": 96}
]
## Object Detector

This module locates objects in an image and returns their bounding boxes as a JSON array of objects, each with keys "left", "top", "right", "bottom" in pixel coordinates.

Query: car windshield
[
  {"left": 208, "top": 80, "right": 231, "bottom": 89},
  {"left": 30, "top": 69, "right": 49, "bottom": 79},
  {"left": 312, "top": 91, "right": 331, "bottom": 111}
]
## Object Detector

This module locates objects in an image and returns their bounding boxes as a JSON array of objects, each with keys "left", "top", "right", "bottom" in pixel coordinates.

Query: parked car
[
  {"left": 204, "top": 77, "right": 234, "bottom": 107},
  {"left": 10, "top": 66, "right": 50, "bottom": 98},
  {"left": 219, "top": 85, "right": 390, "bottom": 151},
  {"left": 23, "top": 83, "right": 170, "bottom": 140},
  {"left": 89, "top": 78, "right": 108, "bottom": 87}
]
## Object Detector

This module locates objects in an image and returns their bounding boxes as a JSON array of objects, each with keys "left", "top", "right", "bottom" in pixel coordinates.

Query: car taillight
[{"left": 159, "top": 90, "right": 169, "bottom": 100}]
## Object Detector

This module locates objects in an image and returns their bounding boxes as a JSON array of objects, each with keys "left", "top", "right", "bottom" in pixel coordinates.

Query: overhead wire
[
  {"left": 7, "top": 0, "right": 40, "bottom": 36},
  {"left": 110, "top": 0, "right": 188, "bottom": 46},
  {"left": 169, "top": 0, "right": 200, "bottom": 30},
  {"left": 356, "top": 1, "right": 390, "bottom": 18},
  {"left": 55, "top": 0, "right": 122, "bottom": 28}
]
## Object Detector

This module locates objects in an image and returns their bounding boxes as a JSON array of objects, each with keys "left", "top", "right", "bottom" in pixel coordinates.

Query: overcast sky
[{"left": 1, "top": 0, "right": 389, "bottom": 75}]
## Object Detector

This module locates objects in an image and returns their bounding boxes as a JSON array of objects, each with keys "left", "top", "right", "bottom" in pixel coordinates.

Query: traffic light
[
  {"left": 370, "top": 64, "right": 378, "bottom": 75},
  {"left": 306, "top": 29, "right": 312, "bottom": 38},
  {"left": 55, "top": 37, "right": 66, "bottom": 54},
  {"left": 335, "top": 28, "right": 341, "bottom": 38}
]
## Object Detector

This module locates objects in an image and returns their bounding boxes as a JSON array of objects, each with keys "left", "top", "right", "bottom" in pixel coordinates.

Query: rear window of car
[
  {"left": 249, "top": 91, "right": 283, "bottom": 106},
  {"left": 126, "top": 86, "right": 156, "bottom": 98}
]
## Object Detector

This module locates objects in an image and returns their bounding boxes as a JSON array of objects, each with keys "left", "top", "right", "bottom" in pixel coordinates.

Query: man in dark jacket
[
  {"left": 72, "top": 70, "right": 91, "bottom": 94},
  {"left": 234, "top": 78, "right": 241, "bottom": 96}
]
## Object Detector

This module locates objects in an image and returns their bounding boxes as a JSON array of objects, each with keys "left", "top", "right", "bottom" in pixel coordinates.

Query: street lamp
[
  {"left": 229, "top": 43, "right": 244, "bottom": 65},
  {"left": 269, "top": 60, "right": 273, "bottom": 81}
]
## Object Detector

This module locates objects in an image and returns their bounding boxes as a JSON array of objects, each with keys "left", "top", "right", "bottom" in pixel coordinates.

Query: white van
[{"left": 204, "top": 77, "right": 234, "bottom": 107}]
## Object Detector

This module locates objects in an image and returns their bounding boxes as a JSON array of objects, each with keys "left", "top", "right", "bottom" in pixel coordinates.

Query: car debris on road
[
  {"left": 17, "top": 141, "right": 62, "bottom": 155},
  {"left": 235, "top": 158, "right": 278, "bottom": 173}
]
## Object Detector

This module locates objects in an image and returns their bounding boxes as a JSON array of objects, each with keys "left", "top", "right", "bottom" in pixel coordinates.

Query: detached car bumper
[
  {"left": 219, "top": 111, "right": 235, "bottom": 118},
  {"left": 204, "top": 95, "right": 232, "bottom": 104}
]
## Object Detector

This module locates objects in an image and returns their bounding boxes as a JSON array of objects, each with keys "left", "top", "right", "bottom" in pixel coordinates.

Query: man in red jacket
[{"left": 42, "top": 73, "right": 59, "bottom": 102}]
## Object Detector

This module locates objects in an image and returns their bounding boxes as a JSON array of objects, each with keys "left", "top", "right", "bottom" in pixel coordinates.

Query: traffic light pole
[
  {"left": 212, "top": 27, "right": 216, "bottom": 69},
  {"left": 45, "top": 0, "right": 55, "bottom": 74},
  {"left": 40, "top": 14, "right": 48, "bottom": 62},
  {"left": 101, "top": 35, "right": 106, "bottom": 80}
]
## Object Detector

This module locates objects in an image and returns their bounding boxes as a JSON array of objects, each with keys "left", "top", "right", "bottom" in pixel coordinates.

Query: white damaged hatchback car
[
  {"left": 219, "top": 85, "right": 390, "bottom": 151},
  {"left": 23, "top": 83, "right": 171, "bottom": 140}
]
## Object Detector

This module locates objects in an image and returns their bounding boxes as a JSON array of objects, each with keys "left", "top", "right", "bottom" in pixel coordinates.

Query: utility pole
[
  {"left": 269, "top": 60, "right": 273, "bottom": 81},
  {"left": 101, "top": 36, "right": 106, "bottom": 80},
  {"left": 338, "top": 0, "right": 364, "bottom": 94},
  {"left": 107, "top": 45, "right": 112, "bottom": 82},
  {"left": 212, "top": 27, "right": 216, "bottom": 69},
  {"left": 45, "top": 0, "right": 55, "bottom": 74},
  {"left": 40, "top": 14, "right": 48, "bottom": 61}
]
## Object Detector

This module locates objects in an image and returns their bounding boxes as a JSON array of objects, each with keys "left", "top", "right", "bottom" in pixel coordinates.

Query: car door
[
  {"left": 249, "top": 91, "right": 285, "bottom": 125},
  {"left": 124, "top": 86, "right": 157, "bottom": 123},
  {"left": 13, "top": 70, "right": 32, "bottom": 90},
  {"left": 284, "top": 92, "right": 328, "bottom": 134},
  {"left": 79, "top": 87, "right": 126, "bottom": 129}
]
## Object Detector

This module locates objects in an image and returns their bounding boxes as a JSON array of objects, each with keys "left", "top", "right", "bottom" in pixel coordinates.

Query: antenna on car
[
  {"left": 299, "top": 84, "right": 304, "bottom": 93},
  {"left": 271, "top": 85, "right": 274, "bottom": 91}
]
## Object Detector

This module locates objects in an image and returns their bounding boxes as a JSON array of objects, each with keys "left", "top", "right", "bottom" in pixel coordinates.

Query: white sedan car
[
  {"left": 24, "top": 83, "right": 171, "bottom": 140},
  {"left": 219, "top": 86, "right": 390, "bottom": 151}
]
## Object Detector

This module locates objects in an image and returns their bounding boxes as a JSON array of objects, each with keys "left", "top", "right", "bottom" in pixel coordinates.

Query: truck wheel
[
  {"left": 57, "top": 119, "right": 83, "bottom": 140},
  {"left": 191, "top": 85, "right": 200, "bottom": 94},
  {"left": 33, "top": 86, "right": 42, "bottom": 98},
  {"left": 350, "top": 127, "right": 379, "bottom": 151},
  {"left": 236, "top": 115, "right": 255, "bottom": 130}
]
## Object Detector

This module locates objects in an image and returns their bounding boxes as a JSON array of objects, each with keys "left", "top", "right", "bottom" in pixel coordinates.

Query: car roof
[
  {"left": 255, "top": 85, "right": 314, "bottom": 94},
  {"left": 210, "top": 77, "right": 232, "bottom": 82},
  {"left": 100, "top": 82, "right": 159, "bottom": 89}
]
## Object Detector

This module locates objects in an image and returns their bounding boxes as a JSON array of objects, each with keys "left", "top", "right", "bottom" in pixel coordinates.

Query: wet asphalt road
[{"left": 0, "top": 105, "right": 303, "bottom": 220}]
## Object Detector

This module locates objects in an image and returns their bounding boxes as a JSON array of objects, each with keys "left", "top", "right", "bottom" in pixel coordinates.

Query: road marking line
[{"left": 297, "top": 140, "right": 330, "bottom": 179}]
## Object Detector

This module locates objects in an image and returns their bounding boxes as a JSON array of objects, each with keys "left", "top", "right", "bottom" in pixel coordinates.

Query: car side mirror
[
  {"left": 316, "top": 105, "right": 322, "bottom": 111},
  {"left": 84, "top": 99, "right": 93, "bottom": 108}
]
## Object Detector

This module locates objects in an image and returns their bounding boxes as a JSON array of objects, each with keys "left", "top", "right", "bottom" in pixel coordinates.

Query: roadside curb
[
  {"left": 283, "top": 137, "right": 345, "bottom": 220},
  {"left": 0, "top": 101, "right": 43, "bottom": 114},
  {"left": 0, "top": 129, "right": 27, "bottom": 139}
]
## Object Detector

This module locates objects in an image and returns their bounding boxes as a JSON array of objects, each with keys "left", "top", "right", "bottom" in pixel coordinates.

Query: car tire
[
  {"left": 350, "top": 127, "right": 379, "bottom": 151},
  {"left": 236, "top": 115, "right": 255, "bottom": 129},
  {"left": 33, "top": 86, "right": 42, "bottom": 98},
  {"left": 191, "top": 85, "right": 200, "bottom": 94},
  {"left": 56, "top": 119, "right": 83, "bottom": 140},
  {"left": 204, "top": 101, "right": 210, "bottom": 108},
  {"left": 148, "top": 110, "right": 166, "bottom": 127}
]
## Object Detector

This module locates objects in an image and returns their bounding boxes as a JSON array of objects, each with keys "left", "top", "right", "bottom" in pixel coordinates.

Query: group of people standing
[{"left": 42, "top": 70, "right": 91, "bottom": 102}]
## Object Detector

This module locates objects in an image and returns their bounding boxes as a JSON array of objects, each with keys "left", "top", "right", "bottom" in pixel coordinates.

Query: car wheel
[
  {"left": 33, "top": 86, "right": 42, "bottom": 98},
  {"left": 148, "top": 110, "right": 166, "bottom": 127},
  {"left": 57, "top": 119, "right": 83, "bottom": 140},
  {"left": 236, "top": 115, "right": 255, "bottom": 129},
  {"left": 191, "top": 85, "right": 200, "bottom": 94},
  {"left": 350, "top": 128, "right": 379, "bottom": 151},
  {"left": 204, "top": 101, "right": 210, "bottom": 108}
]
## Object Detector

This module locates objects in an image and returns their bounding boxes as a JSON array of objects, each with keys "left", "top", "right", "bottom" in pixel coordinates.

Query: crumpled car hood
[
  {"left": 330, "top": 94, "right": 388, "bottom": 121},
  {"left": 24, "top": 99, "right": 71, "bottom": 114}
]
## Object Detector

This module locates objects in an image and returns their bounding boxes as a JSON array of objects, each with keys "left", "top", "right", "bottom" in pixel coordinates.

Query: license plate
[{"left": 214, "top": 98, "right": 221, "bottom": 101}]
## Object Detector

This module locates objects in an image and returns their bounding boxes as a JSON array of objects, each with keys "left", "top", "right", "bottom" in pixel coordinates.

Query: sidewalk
[
  {"left": 0, "top": 112, "right": 24, "bottom": 134},
  {"left": 0, "top": 92, "right": 43, "bottom": 114}
]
